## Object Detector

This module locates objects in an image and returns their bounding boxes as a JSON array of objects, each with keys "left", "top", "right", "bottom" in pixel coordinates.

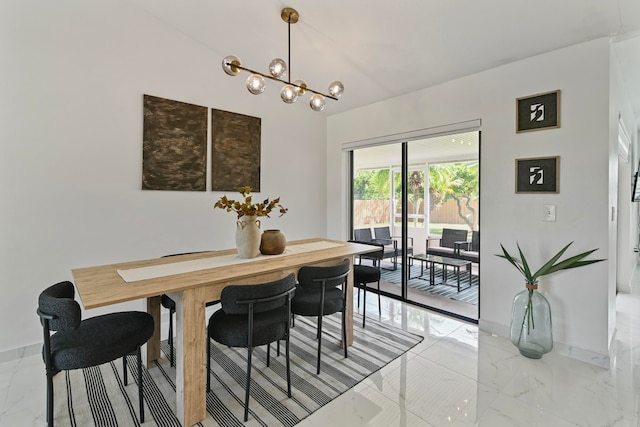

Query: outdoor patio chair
[
  {"left": 373, "top": 226, "right": 413, "bottom": 269},
  {"left": 353, "top": 228, "right": 399, "bottom": 270}
]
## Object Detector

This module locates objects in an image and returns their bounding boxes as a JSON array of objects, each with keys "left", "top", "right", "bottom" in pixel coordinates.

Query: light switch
[{"left": 544, "top": 204, "right": 556, "bottom": 221}]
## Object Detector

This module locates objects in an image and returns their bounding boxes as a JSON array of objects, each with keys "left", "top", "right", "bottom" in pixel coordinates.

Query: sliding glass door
[{"left": 351, "top": 130, "right": 480, "bottom": 321}]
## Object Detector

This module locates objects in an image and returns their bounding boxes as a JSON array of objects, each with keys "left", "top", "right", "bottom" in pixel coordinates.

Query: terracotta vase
[
  {"left": 235, "top": 215, "right": 261, "bottom": 258},
  {"left": 260, "top": 229, "right": 286, "bottom": 255}
]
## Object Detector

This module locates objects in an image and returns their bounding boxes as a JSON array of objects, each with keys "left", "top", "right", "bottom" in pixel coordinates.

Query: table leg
[
  {"left": 429, "top": 261, "right": 435, "bottom": 286},
  {"left": 345, "top": 257, "right": 354, "bottom": 346},
  {"left": 146, "top": 296, "right": 161, "bottom": 364},
  {"left": 456, "top": 266, "right": 460, "bottom": 291},
  {"left": 175, "top": 287, "right": 207, "bottom": 426}
]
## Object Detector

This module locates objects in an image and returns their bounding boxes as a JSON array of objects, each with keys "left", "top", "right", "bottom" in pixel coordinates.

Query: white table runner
[{"left": 117, "top": 240, "right": 345, "bottom": 283}]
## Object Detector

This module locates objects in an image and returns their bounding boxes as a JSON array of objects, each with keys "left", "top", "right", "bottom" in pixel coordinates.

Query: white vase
[{"left": 235, "top": 215, "right": 261, "bottom": 258}]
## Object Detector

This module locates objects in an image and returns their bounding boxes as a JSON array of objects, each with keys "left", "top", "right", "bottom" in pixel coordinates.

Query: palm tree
[{"left": 429, "top": 162, "right": 479, "bottom": 230}]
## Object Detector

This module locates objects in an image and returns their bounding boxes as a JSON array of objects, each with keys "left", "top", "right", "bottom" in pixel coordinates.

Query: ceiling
[
  {"left": 127, "top": 0, "right": 640, "bottom": 125},
  {"left": 354, "top": 131, "right": 480, "bottom": 170}
]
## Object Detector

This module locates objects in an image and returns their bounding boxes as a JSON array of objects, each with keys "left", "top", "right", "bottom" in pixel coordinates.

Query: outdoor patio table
[{"left": 409, "top": 253, "right": 473, "bottom": 292}]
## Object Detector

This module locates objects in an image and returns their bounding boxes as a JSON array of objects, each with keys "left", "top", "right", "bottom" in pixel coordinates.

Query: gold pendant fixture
[{"left": 221, "top": 7, "right": 344, "bottom": 112}]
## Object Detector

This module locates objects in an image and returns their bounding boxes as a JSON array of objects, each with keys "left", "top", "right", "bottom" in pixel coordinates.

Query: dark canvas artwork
[
  {"left": 142, "top": 95, "right": 208, "bottom": 191},
  {"left": 211, "top": 109, "right": 261, "bottom": 192}
]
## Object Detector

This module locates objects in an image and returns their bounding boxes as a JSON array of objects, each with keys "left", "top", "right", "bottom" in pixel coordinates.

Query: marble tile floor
[{"left": 2, "top": 292, "right": 640, "bottom": 426}]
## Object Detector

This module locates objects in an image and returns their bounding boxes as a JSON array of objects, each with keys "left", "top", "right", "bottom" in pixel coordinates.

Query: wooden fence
[{"left": 354, "top": 199, "right": 478, "bottom": 226}]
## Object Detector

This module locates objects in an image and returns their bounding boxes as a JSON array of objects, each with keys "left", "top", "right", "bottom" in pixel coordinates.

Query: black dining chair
[
  {"left": 37, "top": 281, "right": 154, "bottom": 427},
  {"left": 291, "top": 258, "right": 350, "bottom": 374},
  {"left": 160, "top": 251, "right": 217, "bottom": 366},
  {"left": 350, "top": 241, "right": 384, "bottom": 328},
  {"left": 206, "top": 273, "right": 296, "bottom": 422}
]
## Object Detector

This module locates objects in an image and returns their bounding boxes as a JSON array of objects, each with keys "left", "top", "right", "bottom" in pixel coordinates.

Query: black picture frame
[
  {"left": 516, "top": 90, "right": 560, "bottom": 133},
  {"left": 515, "top": 156, "right": 559, "bottom": 194}
]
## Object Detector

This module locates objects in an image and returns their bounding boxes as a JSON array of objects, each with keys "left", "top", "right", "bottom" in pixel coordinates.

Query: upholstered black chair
[
  {"left": 160, "top": 251, "right": 216, "bottom": 366},
  {"left": 207, "top": 273, "right": 296, "bottom": 422},
  {"left": 291, "top": 258, "right": 350, "bottom": 374},
  {"left": 350, "top": 241, "right": 384, "bottom": 328},
  {"left": 37, "top": 281, "right": 154, "bottom": 427}
]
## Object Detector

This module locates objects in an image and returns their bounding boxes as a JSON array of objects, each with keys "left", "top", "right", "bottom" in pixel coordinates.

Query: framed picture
[
  {"left": 142, "top": 95, "right": 207, "bottom": 191},
  {"left": 515, "top": 156, "right": 559, "bottom": 194},
  {"left": 516, "top": 90, "right": 560, "bottom": 133},
  {"left": 210, "top": 109, "right": 261, "bottom": 192}
]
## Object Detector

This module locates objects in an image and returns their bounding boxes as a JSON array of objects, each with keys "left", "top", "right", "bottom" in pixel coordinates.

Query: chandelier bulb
[
  {"left": 293, "top": 79, "right": 307, "bottom": 95},
  {"left": 328, "top": 81, "right": 344, "bottom": 98},
  {"left": 269, "top": 58, "right": 288, "bottom": 79},
  {"left": 280, "top": 85, "right": 299, "bottom": 103},
  {"left": 222, "top": 55, "right": 242, "bottom": 76},
  {"left": 310, "top": 94, "right": 326, "bottom": 111},
  {"left": 246, "top": 74, "right": 266, "bottom": 95}
]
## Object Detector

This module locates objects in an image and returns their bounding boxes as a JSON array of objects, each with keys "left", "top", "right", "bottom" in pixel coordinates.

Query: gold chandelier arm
[{"left": 225, "top": 62, "right": 339, "bottom": 101}]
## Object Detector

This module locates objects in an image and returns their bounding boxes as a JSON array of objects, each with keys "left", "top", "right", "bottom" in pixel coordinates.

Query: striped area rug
[
  {"left": 380, "top": 264, "right": 479, "bottom": 304},
  {"left": 53, "top": 313, "right": 422, "bottom": 426}
]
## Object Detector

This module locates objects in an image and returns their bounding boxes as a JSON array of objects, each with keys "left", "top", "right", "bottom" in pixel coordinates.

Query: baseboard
[
  {"left": 478, "top": 318, "right": 510, "bottom": 338},
  {"left": 478, "top": 319, "right": 611, "bottom": 369},
  {"left": 0, "top": 342, "right": 42, "bottom": 365},
  {"left": 552, "top": 342, "right": 611, "bottom": 369}
]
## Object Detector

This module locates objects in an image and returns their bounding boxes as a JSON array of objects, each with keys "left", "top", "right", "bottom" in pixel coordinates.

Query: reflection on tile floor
[{"left": 3, "top": 289, "right": 640, "bottom": 426}]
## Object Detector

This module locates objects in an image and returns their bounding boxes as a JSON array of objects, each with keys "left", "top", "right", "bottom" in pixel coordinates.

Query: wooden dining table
[{"left": 71, "top": 238, "right": 374, "bottom": 426}]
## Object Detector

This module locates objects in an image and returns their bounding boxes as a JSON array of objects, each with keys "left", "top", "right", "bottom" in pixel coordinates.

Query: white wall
[
  {"left": 327, "top": 39, "right": 616, "bottom": 363},
  {"left": 612, "top": 44, "right": 640, "bottom": 293},
  {"left": 0, "top": 1, "right": 327, "bottom": 356}
]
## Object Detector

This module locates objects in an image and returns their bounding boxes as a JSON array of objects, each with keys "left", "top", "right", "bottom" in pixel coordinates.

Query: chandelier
[{"left": 221, "top": 7, "right": 344, "bottom": 112}]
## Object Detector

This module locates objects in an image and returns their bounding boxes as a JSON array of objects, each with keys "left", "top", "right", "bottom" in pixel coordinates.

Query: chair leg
[
  {"left": 316, "top": 315, "right": 323, "bottom": 374},
  {"left": 169, "top": 307, "right": 175, "bottom": 367},
  {"left": 377, "top": 280, "right": 381, "bottom": 316},
  {"left": 357, "top": 286, "right": 361, "bottom": 307},
  {"left": 285, "top": 336, "right": 292, "bottom": 397},
  {"left": 46, "top": 371, "right": 53, "bottom": 427},
  {"left": 123, "top": 355, "right": 128, "bottom": 385},
  {"left": 244, "top": 347, "right": 253, "bottom": 422},
  {"left": 137, "top": 347, "right": 145, "bottom": 423},
  {"left": 266, "top": 342, "right": 271, "bottom": 367},
  {"left": 362, "top": 282, "right": 367, "bottom": 328},
  {"left": 206, "top": 337, "right": 211, "bottom": 392},
  {"left": 342, "top": 308, "right": 348, "bottom": 359}
]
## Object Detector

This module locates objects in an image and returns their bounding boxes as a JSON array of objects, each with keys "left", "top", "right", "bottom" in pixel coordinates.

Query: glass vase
[{"left": 509, "top": 284, "right": 553, "bottom": 359}]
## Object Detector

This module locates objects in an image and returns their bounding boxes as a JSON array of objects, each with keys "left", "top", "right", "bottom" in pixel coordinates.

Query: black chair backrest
[
  {"left": 440, "top": 229, "right": 469, "bottom": 248},
  {"left": 470, "top": 231, "right": 480, "bottom": 252},
  {"left": 38, "top": 281, "right": 81, "bottom": 332},
  {"left": 373, "top": 226, "right": 392, "bottom": 241},
  {"left": 354, "top": 228, "right": 373, "bottom": 242},
  {"left": 220, "top": 273, "right": 296, "bottom": 315},
  {"left": 297, "top": 258, "right": 350, "bottom": 290}
]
